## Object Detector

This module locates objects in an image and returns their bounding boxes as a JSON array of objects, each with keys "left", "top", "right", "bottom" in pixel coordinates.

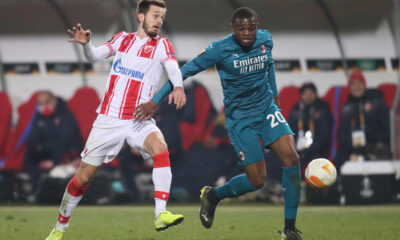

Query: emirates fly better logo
[{"left": 233, "top": 54, "right": 268, "bottom": 74}]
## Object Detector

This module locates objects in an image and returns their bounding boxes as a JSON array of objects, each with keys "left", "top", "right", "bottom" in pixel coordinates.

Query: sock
[
  {"left": 55, "top": 176, "right": 89, "bottom": 232},
  {"left": 214, "top": 174, "right": 256, "bottom": 202},
  {"left": 152, "top": 152, "right": 172, "bottom": 218},
  {"left": 282, "top": 164, "right": 301, "bottom": 230},
  {"left": 285, "top": 218, "right": 296, "bottom": 231}
]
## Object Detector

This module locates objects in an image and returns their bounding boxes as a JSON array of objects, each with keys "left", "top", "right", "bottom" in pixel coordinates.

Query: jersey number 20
[{"left": 266, "top": 111, "right": 286, "bottom": 128}]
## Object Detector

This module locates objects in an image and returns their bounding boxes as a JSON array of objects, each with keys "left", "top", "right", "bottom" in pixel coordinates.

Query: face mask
[{"left": 38, "top": 104, "right": 55, "bottom": 117}]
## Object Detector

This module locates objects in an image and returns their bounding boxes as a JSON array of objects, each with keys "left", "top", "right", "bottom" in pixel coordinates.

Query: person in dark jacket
[
  {"left": 336, "top": 70, "right": 390, "bottom": 166},
  {"left": 288, "top": 82, "right": 333, "bottom": 173},
  {"left": 24, "top": 91, "right": 83, "bottom": 192}
]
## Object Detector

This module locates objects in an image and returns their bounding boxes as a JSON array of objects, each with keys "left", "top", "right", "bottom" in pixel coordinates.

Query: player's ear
[
  {"left": 230, "top": 22, "right": 234, "bottom": 32},
  {"left": 137, "top": 13, "right": 145, "bottom": 23}
]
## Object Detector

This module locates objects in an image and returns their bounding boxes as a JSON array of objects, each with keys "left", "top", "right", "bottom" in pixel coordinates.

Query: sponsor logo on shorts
[{"left": 239, "top": 151, "right": 245, "bottom": 161}]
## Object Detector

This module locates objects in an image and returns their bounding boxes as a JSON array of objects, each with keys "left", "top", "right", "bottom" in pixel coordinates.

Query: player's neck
[{"left": 137, "top": 27, "right": 149, "bottom": 40}]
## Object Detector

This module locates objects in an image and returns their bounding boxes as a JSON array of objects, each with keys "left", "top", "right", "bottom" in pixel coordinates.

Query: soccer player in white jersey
[{"left": 45, "top": 1, "right": 185, "bottom": 239}]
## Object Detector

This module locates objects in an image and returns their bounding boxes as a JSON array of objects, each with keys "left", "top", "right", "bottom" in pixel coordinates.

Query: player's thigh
[
  {"left": 269, "top": 134, "right": 299, "bottom": 167},
  {"left": 261, "top": 102, "right": 294, "bottom": 147},
  {"left": 81, "top": 114, "right": 128, "bottom": 166},
  {"left": 261, "top": 103, "right": 298, "bottom": 166},
  {"left": 226, "top": 118, "right": 264, "bottom": 166},
  {"left": 126, "top": 118, "right": 163, "bottom": 158},
  {"left": 142, "top": 131, "right": 168, "bottom": 156}
]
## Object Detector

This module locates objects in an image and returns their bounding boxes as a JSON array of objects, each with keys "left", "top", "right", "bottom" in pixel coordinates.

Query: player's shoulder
[
  {"left": 113, "top": 31, "right": 129, "bottom": 38},
  {"left": 256, "top": 29, "right": 273, "bottom": 47},
  {"left": 157, "top": 36, "right": 175, "bottom": 50},
  {"left": 158, "top": 36, "right": 171, "bottom": 44},
  {"left": 108, "top": 31, "right": 128, "bottom": 43},
  {"left": 209, "top": 34, "right": 236, "bottom": 51}
]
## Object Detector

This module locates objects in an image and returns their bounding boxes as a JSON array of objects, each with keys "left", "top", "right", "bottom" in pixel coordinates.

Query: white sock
[
  {"left": 55, "top": 176, "right": 87, "bottom": 232},
  {"left": 153, "top": 167, "right": 172, "bottom": 217}
]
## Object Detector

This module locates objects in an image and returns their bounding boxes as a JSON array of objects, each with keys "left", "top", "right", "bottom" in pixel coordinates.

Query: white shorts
[{"left": 81, "top": 114, "right": 161, "bottom": 166}]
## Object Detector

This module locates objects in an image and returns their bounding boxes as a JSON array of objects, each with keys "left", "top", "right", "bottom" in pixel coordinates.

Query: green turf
[{"left": 0, "top": 204, "right": 399, "bottom": 240}]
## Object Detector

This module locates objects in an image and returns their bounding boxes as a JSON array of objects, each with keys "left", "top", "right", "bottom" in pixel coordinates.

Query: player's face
[
  {"left": 231, "top": 17, "right": 258, "bottom": 47},
  {"left": 143, "top": 5, "right": 166, "bottom": 38},
  {"left": 349, "top": 79, "right": 366, "bottom": 98}
]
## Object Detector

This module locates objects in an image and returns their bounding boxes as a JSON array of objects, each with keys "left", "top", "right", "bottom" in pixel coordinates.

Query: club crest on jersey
[
  {"left": 260, "top": 45, "right": 266, "bottom": 53},
  {"left": 239, "top": 151, "right": 245, "bottom": 161},
  {"left": 144, "top": 45, "right": 154, "bottom": 54},
  {"left": 113, "top": 57, "right": 144, "bottom": 80}
]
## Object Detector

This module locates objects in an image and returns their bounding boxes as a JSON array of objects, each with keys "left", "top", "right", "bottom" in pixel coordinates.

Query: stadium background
[{"left": 0, "top": 1, "right": 400, "bottom": 239}]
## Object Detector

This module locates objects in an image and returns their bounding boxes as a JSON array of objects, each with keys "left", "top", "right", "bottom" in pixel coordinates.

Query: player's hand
[
  {"left": 133, "top": 100, "right": 158, "bottom": 122},
  {"left": 168, "top": 87, "right": 186, "bottom": 110},
  {"left": 274, "top": 97, "right": 280, "bottom": 108},
  {"left": 67, "top": 23, "right": 91, "bottom": 45}
]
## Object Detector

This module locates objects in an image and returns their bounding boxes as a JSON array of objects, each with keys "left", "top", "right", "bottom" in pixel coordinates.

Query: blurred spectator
[
  {"left": 164, "top": 82, "right": 240, "bottom": 200},
  {"left": 24, "top": 91, "right": 83, "bottom": 193},
  {"left": 288, "top": 82, "right": 333, "bottom": 172},
  {"left": 172, "top": 108, "right": 240, "bottom": 200},
  {"left": 336, "top": 70, "right": 391, "bottom": 166}
]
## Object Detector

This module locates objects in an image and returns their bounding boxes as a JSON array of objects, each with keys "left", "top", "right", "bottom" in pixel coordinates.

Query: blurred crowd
[{"left": 0, "top": 69, "right": 395, "bottom": 204}]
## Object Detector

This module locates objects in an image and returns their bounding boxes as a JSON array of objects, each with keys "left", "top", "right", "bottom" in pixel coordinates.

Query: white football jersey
[{"left": 96, "top": 31, "right": 177, "bottom": 119}]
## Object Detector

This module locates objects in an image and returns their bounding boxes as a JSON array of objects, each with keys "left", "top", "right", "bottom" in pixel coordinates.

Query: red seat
[
  {"left": 180, "top": 84, "right": 215, "bottom": 151},
  {"left": 378, "top": 83, "right": 397, "bottom": 109},
  {"left": 3, "top": 92, "right": 39, "bottom": 171},
  {"left": 279, "top": 86, "right": 300, "bottom": 119},
  {"left": 0, "top": 92, "right": 12, "bottom": 160},
  {"left": 67, "top": 87, "right": 100, "bottom": 142}
]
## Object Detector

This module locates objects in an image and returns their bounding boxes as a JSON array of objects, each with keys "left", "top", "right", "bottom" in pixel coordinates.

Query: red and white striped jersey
[{"left": 96, "top": 31, "right": 177, "bottom": 119}]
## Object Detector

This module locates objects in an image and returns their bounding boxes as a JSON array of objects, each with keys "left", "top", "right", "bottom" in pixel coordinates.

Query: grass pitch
[{"left": 0, "top": 204, "right": 399, "bottom": 240}]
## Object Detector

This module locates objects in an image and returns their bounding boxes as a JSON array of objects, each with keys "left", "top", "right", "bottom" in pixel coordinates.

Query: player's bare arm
[{"left": 67, "top": 23, "right": 91, "bottom": 45}]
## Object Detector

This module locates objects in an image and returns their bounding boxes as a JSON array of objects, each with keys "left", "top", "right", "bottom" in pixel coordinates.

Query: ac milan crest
[
  {"left": 260, "top": 45, "right": 266, "bottom": 53},
  {"left": 239, "top": 151, "right": 245, "bottom": 161}
]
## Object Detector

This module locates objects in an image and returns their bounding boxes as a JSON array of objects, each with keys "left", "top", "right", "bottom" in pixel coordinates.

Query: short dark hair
[
  {"left": 300, "top": 82, "right": 318, "bottom": 94},
  {"left": 137, "top": 0, "right": 166, "bottom": 16},
  {"left": 231, "top": 7, "right": 258, "bottom": 23}
]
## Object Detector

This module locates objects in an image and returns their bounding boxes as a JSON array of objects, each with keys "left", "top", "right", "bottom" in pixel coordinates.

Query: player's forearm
[
  {"left": 153, "top": 81, "right": 174, "bottom": 104},
  {"left": 152, "top": 58, "right": 205, "bottom": 104},
  {"left": 152, "top": 61, "right": 182, "bottom": 104},
  {"left": 82, "top": 41, "right": 111, "bottom": 62},
  {"left": 268, "top": 62, "right": 279, "bottom": 97},
  {"left": 164, "top": 60, "right": 183, "bottom": 88}
]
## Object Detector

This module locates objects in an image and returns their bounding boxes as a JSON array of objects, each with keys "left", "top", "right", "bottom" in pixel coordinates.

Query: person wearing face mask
[
  {"left": 288, "top": 82, "right": 333, "bottom": 174},
  {"left": 24, "top": 91, "right": 83, "bottom": 194},
  {"left": 336, "top": 70, "right": 391, "bottom": 168}
]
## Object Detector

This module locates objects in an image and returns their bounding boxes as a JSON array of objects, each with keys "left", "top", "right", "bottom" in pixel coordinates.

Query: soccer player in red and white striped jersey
[{"left": 45, "top": 1, "right": 185, "bottom": 239}]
